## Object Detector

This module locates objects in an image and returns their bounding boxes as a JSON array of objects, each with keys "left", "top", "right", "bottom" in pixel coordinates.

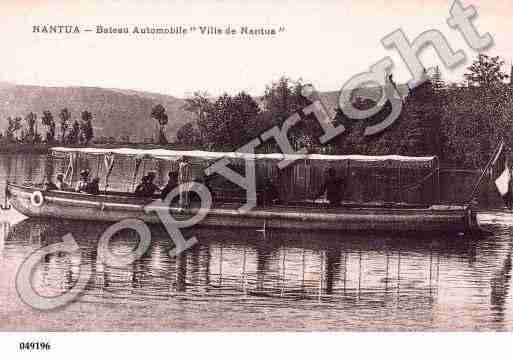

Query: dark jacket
[{"left": 161, "top": 177, "right": 179, "bottom": 201}]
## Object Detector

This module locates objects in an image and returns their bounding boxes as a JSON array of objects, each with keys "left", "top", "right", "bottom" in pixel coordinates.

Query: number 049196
[{"left": 19, "top": 342, "right": 51, "bottom": 351}]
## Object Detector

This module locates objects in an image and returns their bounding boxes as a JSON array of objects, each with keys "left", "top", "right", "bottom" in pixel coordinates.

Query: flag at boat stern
[{"left": 493, "top": 142, "right": 512, "bottom": 209}]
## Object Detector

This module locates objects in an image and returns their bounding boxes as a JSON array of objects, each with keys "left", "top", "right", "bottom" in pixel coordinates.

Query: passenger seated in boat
[
  {"left": 135, "top": 175, "right": 150, "bottom": 197},
  {"left": 55, "top": 174, "right": 69, "bottom": 191},
  {"left": 161, "top": 171, "right": 178, "bottom": 201},
  {"left": 44, "top": 181, "right": 57, "bottom": 191},
  {"left": 317, "top": 168, "right": 345, "bottom": 207},
  {"left": 134, "top": 173, "right": 159, "bottom": 197},
  {"left": 84, "top": 177, "right": 100, "bottom": 195},
  {"left": 145, "top": 171, "right": 160, "bottom": 196},
  {"left": 75, "top": 170, "right": 90, "bottom": 192}
]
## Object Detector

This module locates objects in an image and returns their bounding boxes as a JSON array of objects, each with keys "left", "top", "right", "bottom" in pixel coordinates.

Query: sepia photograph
[{"left": 1, "top": 0, "right": 513, "bottom": 357}]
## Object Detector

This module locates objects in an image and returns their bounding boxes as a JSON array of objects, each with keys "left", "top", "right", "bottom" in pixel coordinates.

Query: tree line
[
  {"left": 171, "top": 54, "right": 512, "bottom": 169},
  {"left": 0, "top": 109, "right": 94, "bottom": 146}
]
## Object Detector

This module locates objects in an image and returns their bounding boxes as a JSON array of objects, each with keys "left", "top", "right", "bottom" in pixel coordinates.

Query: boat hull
[{"left": 6, "top": 183, "right": 478, "bottom": 233}]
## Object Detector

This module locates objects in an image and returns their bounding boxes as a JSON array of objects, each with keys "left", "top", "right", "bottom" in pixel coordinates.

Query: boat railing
[{"left": 7, "top": 181, "right": 439, "bottom": 210}]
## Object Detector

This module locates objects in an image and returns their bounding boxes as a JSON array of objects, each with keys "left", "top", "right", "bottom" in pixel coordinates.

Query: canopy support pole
[
  {"left": 96, "top": 155, "right": 101, "bottom": 178},
  {"left": 466, "top": 139, "right": 504, "bottom": 206},
  {"left": 103, "top": 153, "right": 115, "bottom": 193}
]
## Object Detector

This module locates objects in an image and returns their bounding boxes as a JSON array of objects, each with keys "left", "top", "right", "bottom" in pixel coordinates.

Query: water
[{"left": 1, "top": 154, "right": 513, "bottom": 331}]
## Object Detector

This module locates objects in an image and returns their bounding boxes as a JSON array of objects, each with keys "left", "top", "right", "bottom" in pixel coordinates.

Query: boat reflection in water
[{"left": 2, "top": 217, "right": 513, "bottom": 330}]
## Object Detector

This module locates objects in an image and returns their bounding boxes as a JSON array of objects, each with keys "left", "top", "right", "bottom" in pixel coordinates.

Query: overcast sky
[{"left": 0, "top": 0, "right": 511, "bottom": 97}]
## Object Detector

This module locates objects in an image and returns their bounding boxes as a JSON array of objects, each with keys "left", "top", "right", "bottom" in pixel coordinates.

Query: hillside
[
  {"left": 0, "top": 83, "right": 409, "bottom": 143},
  {"left": 0, "top": 83, "right": 193, "bottom": 142}
]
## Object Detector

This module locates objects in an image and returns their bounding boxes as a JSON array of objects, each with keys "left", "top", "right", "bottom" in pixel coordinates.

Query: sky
[{"left": 0, "top": 0, "right": 511, "bottom": 97}]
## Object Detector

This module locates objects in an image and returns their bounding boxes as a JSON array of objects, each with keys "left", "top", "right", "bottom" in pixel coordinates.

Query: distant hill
[
  {"left": 0, "top": 82, "right": 409, "bottom": 142},
  {"left": 0, "top": 83, "right": 193, "bottom": 142}
]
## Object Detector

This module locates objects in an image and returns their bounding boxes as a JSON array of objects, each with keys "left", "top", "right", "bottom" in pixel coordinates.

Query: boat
[{"left": 3, "top": 146, "right": 486, "bottom": 233}]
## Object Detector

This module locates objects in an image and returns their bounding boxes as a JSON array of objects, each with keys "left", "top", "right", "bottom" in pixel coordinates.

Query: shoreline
[
  {"left": 0, "top": 144, "right": 50, "bottom": 154},
  {"left": 0, "top": 143, "right": 182, "bottom": 154}
]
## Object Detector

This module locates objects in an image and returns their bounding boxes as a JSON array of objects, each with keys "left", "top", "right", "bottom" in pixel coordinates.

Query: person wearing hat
[
  {"left": 75, "top": 170, "right": 90, "bottom": 192},
  {"left": 315, "top": 167, "right": 345, "bottom": 207},
  {"left": 85, "top": 177, "right": 101, "bottom": 195}
]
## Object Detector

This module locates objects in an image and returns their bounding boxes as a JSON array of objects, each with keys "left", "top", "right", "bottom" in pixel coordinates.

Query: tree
[
  {"left": 6, "top": 117, "right": 22, "bottom": 142},
  {"left": 262, "top": 77, "right": 326, "bottom": 151},
  {"left": 41, "top": 111, "right": 56, "bottom": 144},
  {"left": 398, "top": 78, "right": 443, "bottom": 157},
  {"left": 80, "top": 111, "right": 94, "bottom": 145},
  {"left": 59, "top": 108, "right": 71, "bottom": 144},
  {"left": 431, "top": 66, "right": 445, "bottom": 92},
  {"left": 183, "top": 92, "right": 214, "bottom": 145},
  {"left": 182, "top": 91, "right": 262, "bottom": 150},
  {"left": 150, "top": 104, "right": 169, "bottom": 144},
  {"left": 222, "top": 92, "right": 260, "bottom": 146},
  {"left": 440, "top": 88, "right": 498, "bottom": 167},
  {"left": 464, "top": 54, "right": 509, "bottom": 88},
  {"left": 433, "top": 55, "right": 511, "bottom": 167},
  {"left": 329, "top": 71, "right": 446, "bottom": 158},
  {"left": 262, "top": 77, "right": 310, "bottom": 126},
  {"left": 23, "top": 112, "right": 37, "bottom": 143},
  {"left": 67, "top": 120, "right": 80, "bottom": 145}
]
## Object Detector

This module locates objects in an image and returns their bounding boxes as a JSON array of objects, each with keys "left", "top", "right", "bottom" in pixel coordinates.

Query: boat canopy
[
  {"left": 50, "top": 146, "right": 440, "bottom": 205},
  {"left": 51, "top": 147, "right": 436, "bottom": 163}
]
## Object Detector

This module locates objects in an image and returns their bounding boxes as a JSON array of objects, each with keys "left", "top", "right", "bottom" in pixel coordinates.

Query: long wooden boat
[
  {"left": 6, "top": 182, "right": 478, "bottom": 233},
  {"left": 4, "top": 143, "right": 500, "bottom": 234}
]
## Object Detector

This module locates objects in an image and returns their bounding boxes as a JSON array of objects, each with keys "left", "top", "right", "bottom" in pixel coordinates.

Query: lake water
[{"left": 1, "top": 154, "right": 513, "bottom": 331}]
